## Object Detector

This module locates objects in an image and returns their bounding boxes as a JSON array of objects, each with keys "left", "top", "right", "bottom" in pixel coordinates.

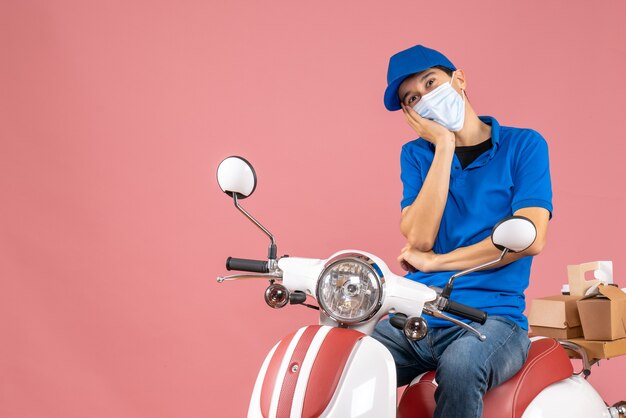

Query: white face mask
[{"left": 413, "top": 72, "right": 466, "bottom": 132}]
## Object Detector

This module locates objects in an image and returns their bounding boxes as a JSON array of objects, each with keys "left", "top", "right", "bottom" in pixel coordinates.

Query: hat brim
[{"left": 384, "top": 73, "right": 418, "bottom": 111}]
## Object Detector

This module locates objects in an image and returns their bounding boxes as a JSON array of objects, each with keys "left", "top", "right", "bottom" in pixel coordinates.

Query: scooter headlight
[{"left": 316, "top": 254, "right": 384, "bottom": 325}]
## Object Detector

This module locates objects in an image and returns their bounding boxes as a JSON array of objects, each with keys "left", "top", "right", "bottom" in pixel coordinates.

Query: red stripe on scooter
[
  {"left": 260, "top": 329, "right": 297, "bottom": 418},
  {"left": 301, "top": 327, "right": 365, "bottom": 418},
  {"left": 275, "top": 326, "right": 321, "bottom": 418}
]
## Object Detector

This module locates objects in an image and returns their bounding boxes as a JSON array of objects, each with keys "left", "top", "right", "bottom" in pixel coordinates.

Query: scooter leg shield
[{"left": 247, "top": 325, "right": 397, "bottom": 418}]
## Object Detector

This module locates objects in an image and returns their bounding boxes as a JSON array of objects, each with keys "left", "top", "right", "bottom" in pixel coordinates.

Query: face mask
[{"left": 413, "top": 72, "right": 466, "bottom": 132}]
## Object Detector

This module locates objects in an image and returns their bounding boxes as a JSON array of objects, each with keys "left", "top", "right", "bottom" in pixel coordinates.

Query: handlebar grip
[
  {"left": 442, "top": 300, "right": 488, "bottom": 325},
  {"left": 389, "top": 313, "right": 408, "bottom": 330},
  {"left": 226, "top": 257, "right": 269, "bottom": 273}
]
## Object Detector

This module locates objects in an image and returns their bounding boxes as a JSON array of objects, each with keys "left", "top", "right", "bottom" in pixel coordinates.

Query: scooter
[{"left": 215, "top": 155, "right": 626, "bottom": 418}]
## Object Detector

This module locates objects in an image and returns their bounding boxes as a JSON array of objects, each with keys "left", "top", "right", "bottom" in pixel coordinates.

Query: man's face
[{"left": 397, "top": 67, "right": 456, "bottom": 108}]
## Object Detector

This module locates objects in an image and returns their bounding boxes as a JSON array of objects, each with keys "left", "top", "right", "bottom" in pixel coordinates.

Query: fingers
[
  {"left": 401, "top": 104, "right": 425, "bottom": 130},
  {"left": 401, "top": 259, "right": 416, "bottom": 273},
  {"left": 402, "top": 104, "right": 433, "bottom": 140},
  {"left": 397, "top": 253, "right": 410, "bottom": 272},
  {"left": 397, "top": 250, "right": 408, "bottom": 270},
  {"left": 402, "top": 103, "right": 424, "bottom": 123},
  {"left": 399, "top": 260, "right": 412, "bottom": 272},
  {"left": 398, "top": 245, "right": 417, "bottom": 273},
  {"left": 402, "top": 104, "right": 454, "bottom": 147}
]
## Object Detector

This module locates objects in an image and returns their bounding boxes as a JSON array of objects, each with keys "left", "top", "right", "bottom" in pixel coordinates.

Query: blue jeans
[{"left": 372, "top": 316, "right": 530, "bottom": 418}]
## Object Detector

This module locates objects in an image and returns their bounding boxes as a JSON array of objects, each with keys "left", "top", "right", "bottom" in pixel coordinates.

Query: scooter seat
[{"left": 397, "top": 338, "right": 574, "bottom": 418}]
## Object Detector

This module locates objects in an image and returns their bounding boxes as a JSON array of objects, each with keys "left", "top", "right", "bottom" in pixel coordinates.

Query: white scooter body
[
  {"left": 522, "top": 374, "right": 611, "bottom": 418},
  {"left": 278, "top": 250, "right": 437, "bottom": 335},
  {"left": 246, "top": 252, "right": 615, "bottom": 418},
  {"left": 247, "top": 250, "right": 434, "bottom": 417}
]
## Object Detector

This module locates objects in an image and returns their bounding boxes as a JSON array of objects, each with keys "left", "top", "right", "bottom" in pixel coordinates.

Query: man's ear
[{"left": 453, "top": 68, "right": 467, "bottom": 91}]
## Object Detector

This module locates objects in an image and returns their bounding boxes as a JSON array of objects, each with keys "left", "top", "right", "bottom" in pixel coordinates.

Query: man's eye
[
  {"left": 408, "top": 95, "right": 419, "bottom": 104},
  {"left": 426, "top": 79, "right": 434, "bottom": 88}
]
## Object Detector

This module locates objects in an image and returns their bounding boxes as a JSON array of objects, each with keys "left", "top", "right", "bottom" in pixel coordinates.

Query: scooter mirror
[
  {"left": 216, "top": 156, "right": 257, "bottom": 199},
  {"left": 491, "top": 216, "right": 537, "bottom": 253}
]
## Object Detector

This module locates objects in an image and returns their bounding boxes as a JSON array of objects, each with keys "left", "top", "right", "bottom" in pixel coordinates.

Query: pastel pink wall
[{"left": 1, "top": 0, "right": 625, "bottom": 416}]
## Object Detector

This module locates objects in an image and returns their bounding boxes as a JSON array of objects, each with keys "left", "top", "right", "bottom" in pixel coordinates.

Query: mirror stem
[
  {"left": 233, "top": 194, "right": 277, "bottom": 258},
  {"left": 440, "top": 248, "right": 509, "bottom": 299}
]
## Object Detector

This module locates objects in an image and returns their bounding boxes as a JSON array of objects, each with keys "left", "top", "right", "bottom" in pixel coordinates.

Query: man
[{"left": 372, "top": 44, "right": 552, "bottom": 418}]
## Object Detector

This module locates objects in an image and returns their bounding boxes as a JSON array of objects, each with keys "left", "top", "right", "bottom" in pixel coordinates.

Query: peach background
[{"left": 1, "top": 0, "right": 625, "bottom": 417}]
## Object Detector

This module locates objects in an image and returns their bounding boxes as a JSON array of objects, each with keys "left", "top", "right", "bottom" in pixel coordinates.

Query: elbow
[
  {"left": 400, "top": 217, "right": 435, "bottom": 251},
  {"left": 406, "top": 233, "right": 434, "bottom": 252},
  {"left": 524, "top": 239, "right": 546, "bottom": 256}
]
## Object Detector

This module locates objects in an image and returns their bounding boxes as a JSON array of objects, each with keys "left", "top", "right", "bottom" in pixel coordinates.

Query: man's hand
[
  {"left": 401, "top": 104, "right": 455, "bottom": 149},
  {"left": 398, "top": 243, "right": 437, "bottom": 273}
]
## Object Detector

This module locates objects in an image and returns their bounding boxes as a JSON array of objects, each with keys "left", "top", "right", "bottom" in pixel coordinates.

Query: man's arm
[
  {"left": 400, "top": 142, "right": 455, "bottom": 251},
  {"left": 399, "top": 104, "right": 456, "bottom": 252},
  {"left": 399, "top": 207, "right": 550, "bottom": 273}
]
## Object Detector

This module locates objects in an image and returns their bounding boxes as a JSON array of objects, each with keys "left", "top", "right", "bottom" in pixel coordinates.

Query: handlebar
[
  {"left": 389, "top": 313, "right": 408, "bottom": 330},
  {"left": 441, "top": 299, "right": 488, "bottom": 324},
  {"left": 226, "top": 257, "right": 269, "bottom": 273}
]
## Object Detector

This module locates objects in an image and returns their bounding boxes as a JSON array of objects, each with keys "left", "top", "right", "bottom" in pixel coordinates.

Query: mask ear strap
[{"left": 452, "top": 71, "right": 466, "bottom": 99}]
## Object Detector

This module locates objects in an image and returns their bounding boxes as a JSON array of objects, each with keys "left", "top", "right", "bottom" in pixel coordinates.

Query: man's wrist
[
  {"left": 429, "top": 252, "right": 445, "bottom": 272},
  {"left": 434, "top": 134, "right": 455, "bottom": 154}
]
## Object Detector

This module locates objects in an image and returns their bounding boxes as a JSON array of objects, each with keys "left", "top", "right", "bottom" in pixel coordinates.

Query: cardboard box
[
  {"left": 567, "top": 261, "right": 613, "bottom": 296},
  {"left": 566, "top": 337, "right": 626, "bottom": 360},
  {"left": 528, "top": 295, "right": 583, "bottom": 339},
  {"left": 530, "top": 325, "right": 583, "bottom": 339},
  {"left": 568, "top": 262, "right": 601, "bottom": 296},
  {"left": 577, "top": 285, "right": 626, "bottom": 340}
]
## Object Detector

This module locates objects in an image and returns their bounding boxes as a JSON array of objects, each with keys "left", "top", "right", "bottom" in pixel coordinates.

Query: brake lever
[
  {"left": 216, "top": 271, "right": 282, "bottom": 283},
  {"left": 423, "top": 302, "right": 487, "bottom": 341}
]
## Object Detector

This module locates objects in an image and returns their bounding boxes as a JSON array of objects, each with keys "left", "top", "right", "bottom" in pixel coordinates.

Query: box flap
[
  {"left": 580, "top": 284, "right": 626, "bottom": 301},
  {"left": 598, "top": 284, "right": 626, "bottom": 301}
]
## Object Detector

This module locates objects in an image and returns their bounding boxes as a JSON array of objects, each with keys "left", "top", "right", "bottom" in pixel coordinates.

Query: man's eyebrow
[
  {"left": 420, "top": 70, "right": 436, "bottom": 81},
  {"left": 400, "top": 71, "right": 438, "bottom": 104}
]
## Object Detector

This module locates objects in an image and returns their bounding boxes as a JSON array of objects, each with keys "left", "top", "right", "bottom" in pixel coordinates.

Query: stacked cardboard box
[
  {"left": 529, "top": 295, "right": 582, "bottom": 339},
  {"left": 577, "top": 284, "right": 626, "bottom": 340},
  {"left": 528, "top": 261, "right": 626, "bottom": 360},
  {"left": 565, "top": 338, "right": 626, "bottom": 359}
]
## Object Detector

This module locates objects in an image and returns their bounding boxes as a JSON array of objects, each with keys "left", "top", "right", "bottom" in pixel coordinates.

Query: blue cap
[{"left": 384, "top": 44, "right": 456, "bottom": 111}]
